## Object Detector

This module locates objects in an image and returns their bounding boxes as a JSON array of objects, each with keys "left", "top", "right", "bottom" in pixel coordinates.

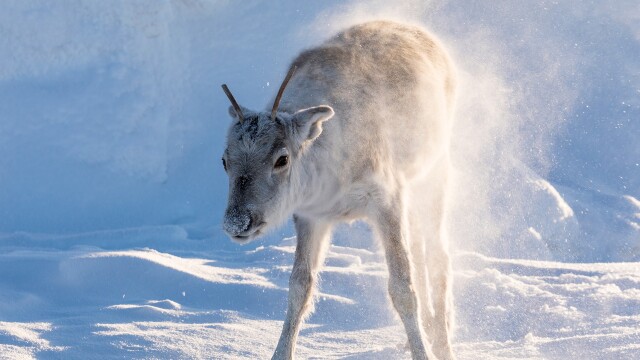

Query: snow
[
  {"left": 1, "top": 0, "right": 638, "bottom": 359},
  {"left": 1, "top": 238, "right": 639, "bottom": 359}
]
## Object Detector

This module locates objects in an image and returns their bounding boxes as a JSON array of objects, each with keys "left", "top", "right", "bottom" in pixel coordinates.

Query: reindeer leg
[
  {"left": 272, "top": 216, "right": 332, "bottom": 360},
  {"left": 408, "top": 205, "right": 434, "bottom": 343},
  {"left": 372, "top": 190, "right": 431, "bottom": 360},
  {"left": 422, "top": 160, "right": 455, "bottom": 360},
  {"left": 424, "top": 212, "right": 454, "bottom": 360}
]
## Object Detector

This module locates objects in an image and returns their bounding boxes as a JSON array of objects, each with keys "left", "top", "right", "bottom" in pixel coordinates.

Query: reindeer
[{"left": 220, "top": 20, "right": 457, "bottom": 360}]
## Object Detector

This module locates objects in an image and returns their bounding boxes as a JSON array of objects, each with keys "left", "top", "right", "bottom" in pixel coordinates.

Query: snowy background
[{"left": 0, "top": 0, "right": 639, "bottom": 359}]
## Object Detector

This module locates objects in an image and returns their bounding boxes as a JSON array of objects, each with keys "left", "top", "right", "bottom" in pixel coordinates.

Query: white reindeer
[{"left": 220, "top": 20, "right": 457, "bottom": 360}]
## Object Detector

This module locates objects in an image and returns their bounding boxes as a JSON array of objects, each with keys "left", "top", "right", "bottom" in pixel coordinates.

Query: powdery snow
[
  {"left": 1, "top": 232, "right": 639, "bottom": 359},
  {"left": 1, "top": 0, "right": 639, "bottom": 359}
]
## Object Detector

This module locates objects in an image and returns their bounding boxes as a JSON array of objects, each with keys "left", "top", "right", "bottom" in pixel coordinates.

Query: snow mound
[
  {"left": 1, "top": 0, "right": 639, "bottom": 359},
  {"left": 1, "top": 235, "right": 639, "bottom": 359}
]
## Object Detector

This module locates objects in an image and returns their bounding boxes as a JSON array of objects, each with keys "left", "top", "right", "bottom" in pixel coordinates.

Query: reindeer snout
[
  {"left": 223, "top": 206, "right": 266, "bottom": 242},
  {"left": 223, "top": 207, "right": 253, "bottom": 236}
]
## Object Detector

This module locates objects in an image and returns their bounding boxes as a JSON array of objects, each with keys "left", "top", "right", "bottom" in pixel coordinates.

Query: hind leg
[
  {"left": 420, "top": 160, "right": 455, "bottom": 360},
  {"left": 407, "top": 204, "right": 433, "bottom": 335},
  {"left": 424, "top": 225, "right": 454, "bottom": 360}
]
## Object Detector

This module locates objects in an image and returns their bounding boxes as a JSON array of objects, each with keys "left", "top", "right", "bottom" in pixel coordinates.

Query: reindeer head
[{"left": 220, "top": 67, "right": 334, "bottom": 243}]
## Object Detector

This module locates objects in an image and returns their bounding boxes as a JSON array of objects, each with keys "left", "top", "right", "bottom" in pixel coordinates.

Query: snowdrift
[{"left": 1, "top": 0, "right": 638, "bottom": 359}]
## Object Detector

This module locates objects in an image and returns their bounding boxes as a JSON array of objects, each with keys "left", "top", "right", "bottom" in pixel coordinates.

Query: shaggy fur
[{"left": 221, "top": 20, "right": 457, "bottom": 360}]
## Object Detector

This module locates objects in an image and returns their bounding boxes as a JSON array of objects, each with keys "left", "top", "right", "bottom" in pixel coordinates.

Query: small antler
[
  {"left": 221, "top": 84, "right": 244, "bottom": 121},
  {"left": 271, "top": 66, "right": 297, "bottom": 120}
]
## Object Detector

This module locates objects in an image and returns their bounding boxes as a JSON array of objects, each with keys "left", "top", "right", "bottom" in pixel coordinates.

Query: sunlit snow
[{"left": 0, "top": 1, "right": 638, "bottom": 359}]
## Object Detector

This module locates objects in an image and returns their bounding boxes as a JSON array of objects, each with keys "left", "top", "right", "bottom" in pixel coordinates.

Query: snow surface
[{"left": 1, "top": 0, "right": 639, "bottom": 359}]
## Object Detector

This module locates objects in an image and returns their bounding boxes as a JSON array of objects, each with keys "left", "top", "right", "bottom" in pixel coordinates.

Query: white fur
[{"left": 222, "top": 20, "right": 457, "bottom": 360}]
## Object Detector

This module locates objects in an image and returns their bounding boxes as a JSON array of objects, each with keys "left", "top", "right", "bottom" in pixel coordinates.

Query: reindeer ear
[
  {"left": 291, "top": 105, "right": 335, "bottom": 142},
  {"left": 228, "top": 105, "right": 251, "bottom": 122}
]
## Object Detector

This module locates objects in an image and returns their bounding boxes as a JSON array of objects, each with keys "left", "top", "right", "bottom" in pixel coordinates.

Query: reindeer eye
[
  {"left": 222, "top": 158, "right": 227, "bottom": 171},
  {"left": 274, "top": 155, "right": 289, "bottom": 168}
]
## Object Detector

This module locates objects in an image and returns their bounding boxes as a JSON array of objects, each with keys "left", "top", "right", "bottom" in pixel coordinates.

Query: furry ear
[
  {"left": 228, "top": 105, "right": 252, "bottom": 122},
  {"left": 291, "top": 105, "right": 335, "bottom": 143}
]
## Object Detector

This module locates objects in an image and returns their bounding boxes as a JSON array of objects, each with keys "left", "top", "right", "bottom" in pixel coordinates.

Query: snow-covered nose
[{"left": 223, "top": 207, "right": 252, "bottom": 236}]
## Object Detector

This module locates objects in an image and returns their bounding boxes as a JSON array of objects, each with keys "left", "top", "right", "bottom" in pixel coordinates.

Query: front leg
[
  {"left": 272, "top": 216, "right": 333, "bottom": 360},
  {"left": 372, "top": 191, "right": 431, "bottom": 360}
]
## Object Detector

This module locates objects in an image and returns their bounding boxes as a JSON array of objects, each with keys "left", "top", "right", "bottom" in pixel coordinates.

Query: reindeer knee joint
[
  {"left": 288, "top": 268, "right": 315, "bottom": 301},
  {"left": 388, "top": 279, "right": 418, "bottom": 314}
]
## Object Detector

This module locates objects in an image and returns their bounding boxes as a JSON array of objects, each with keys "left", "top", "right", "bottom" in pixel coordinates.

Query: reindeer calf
[{"left": 220, "top": 20, "right": 457, "bottom": 360}]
